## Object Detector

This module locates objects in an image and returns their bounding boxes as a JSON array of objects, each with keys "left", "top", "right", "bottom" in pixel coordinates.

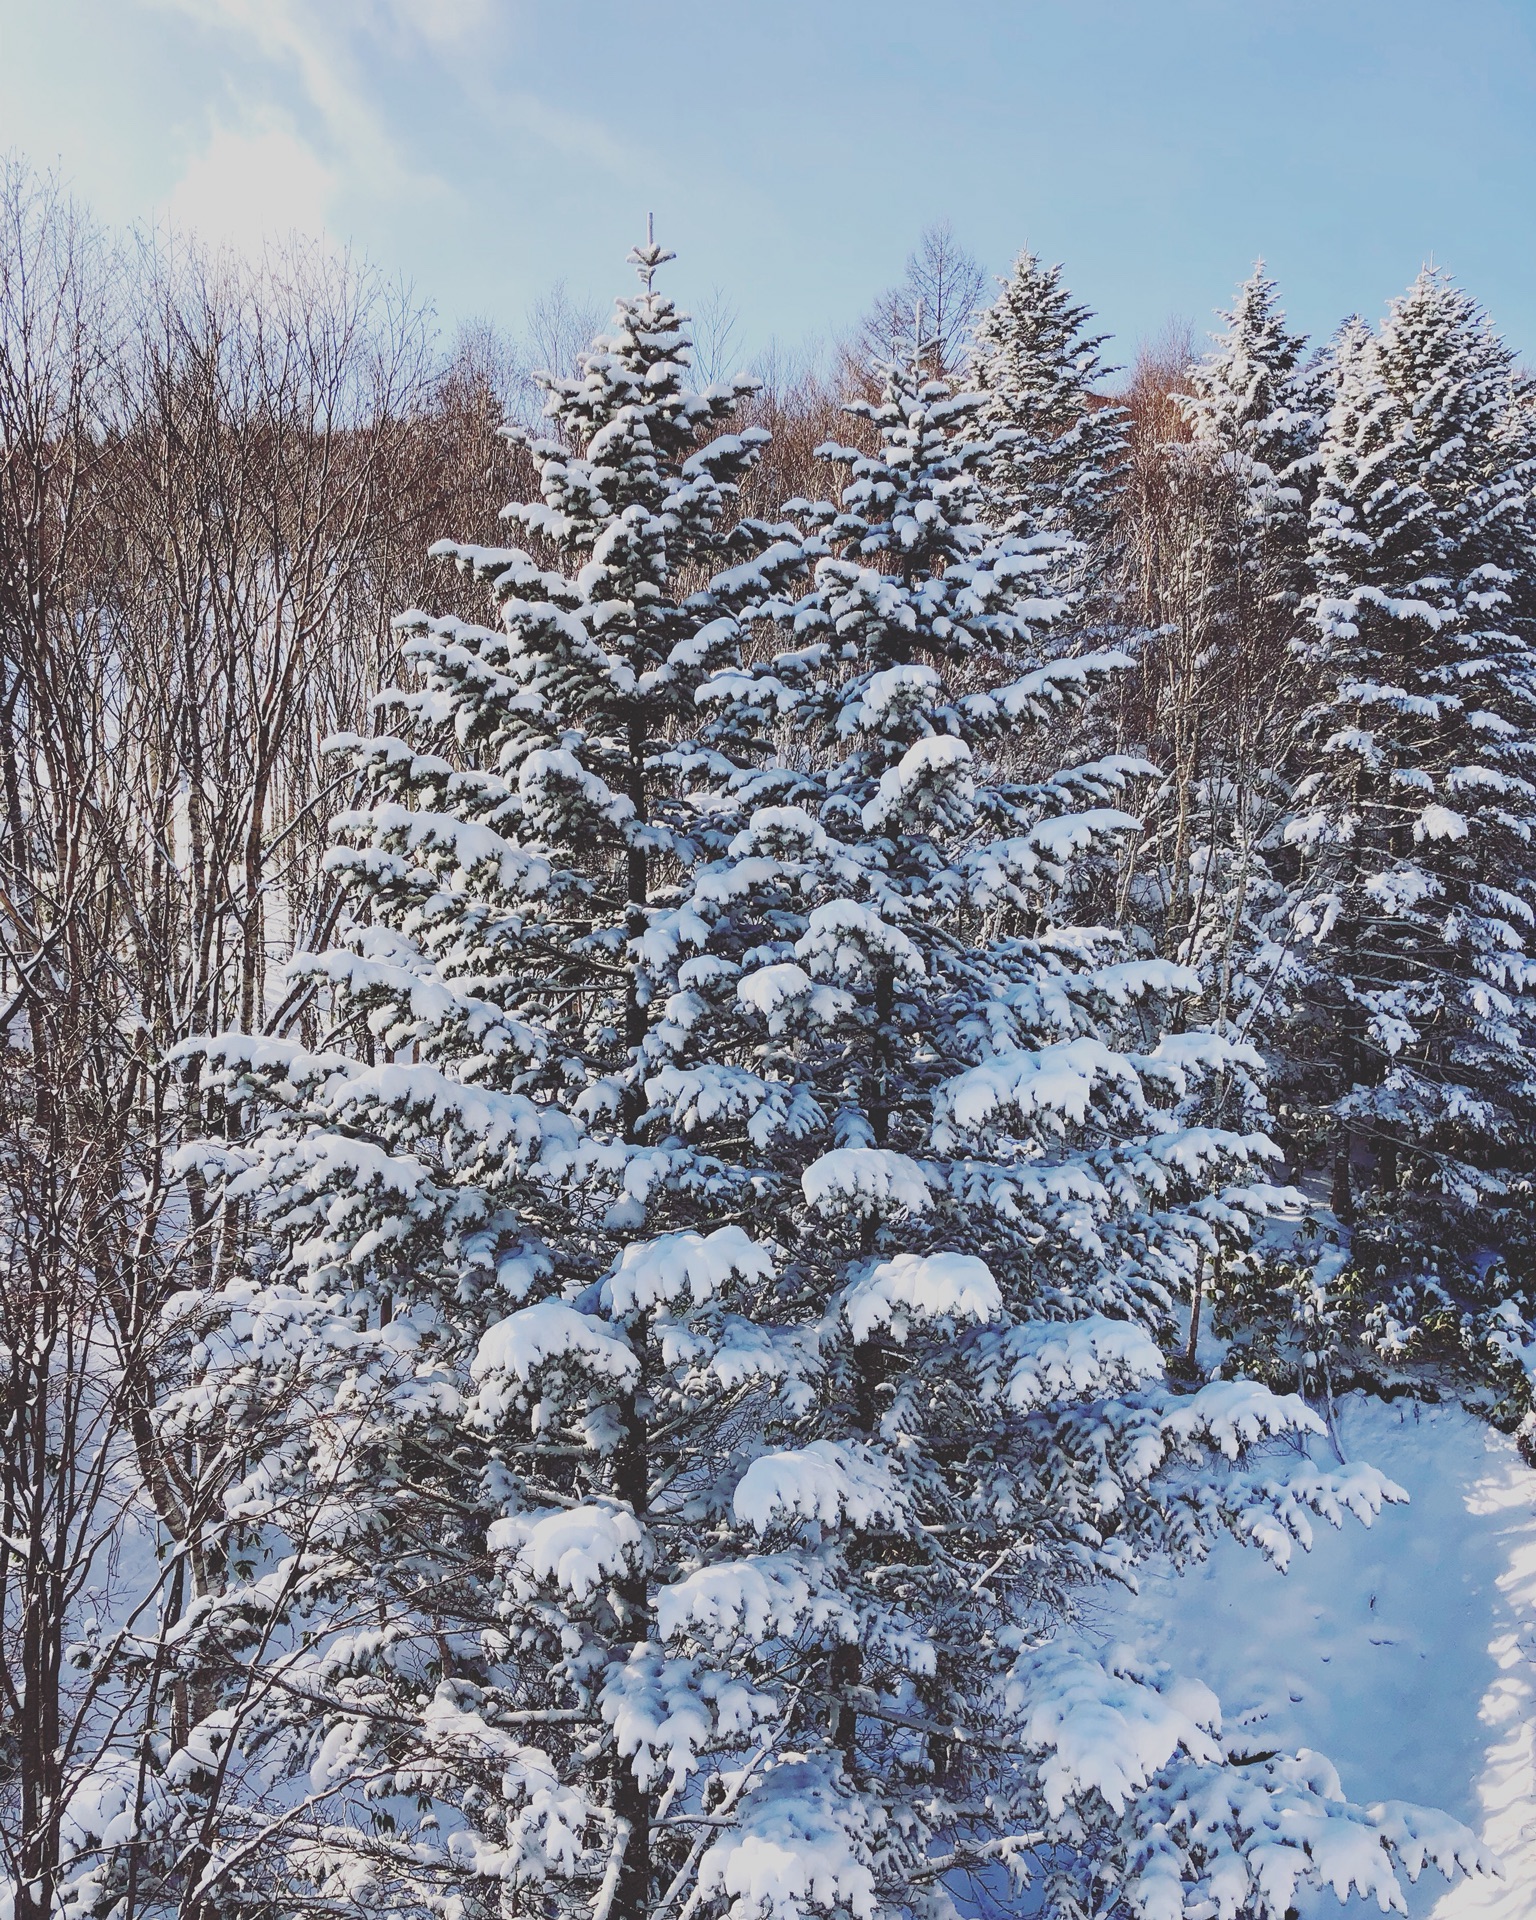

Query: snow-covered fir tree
[
  {"left": 1281, "top": 267, "right": 1536, "bottom": 1373},
  {"left": 1181, "top": 261, "right": 1321, "bottom": 604},
  {"left": 1137, "top": 268, "right": 1324, "bottom": 1060},
  {"left": 687, "top": 347, "right": 1481, "bottom": 1917},
  {"left": 144, "top": 258, "right": 1487, "bottom": 1920},
  {"left": 968, "top": 250, "right": 1127, "bottom": 608},
  {"left": 147, "top": 234, "right": 775, "bottom": 1920}
]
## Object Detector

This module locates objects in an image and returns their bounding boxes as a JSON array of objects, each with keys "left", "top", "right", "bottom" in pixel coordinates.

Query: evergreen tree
[
  {"left": 155, "top": 235, "right": 776, "bottom": 1920},
  {"left": 698, "top": 347, "right": 1475, "bottom": 1920},
  {"left": 1142, "top": 268, "right": 1322, "bottom": 1048},
  {"left": 1282, "top": 268, "right": 1536, "bottom": 1364},
  {"left": 968, "top": 250, "right": 1127, "bottom": 606},
  {"left": 140, "top": 266, "right": 1482, "bottom": 1920},
  {"left": 1181, "top": 261, "right": 1321, "bottom": 601},
  {"left": 1103, "top": 270, "right": 1318, "bottom": 1086}
]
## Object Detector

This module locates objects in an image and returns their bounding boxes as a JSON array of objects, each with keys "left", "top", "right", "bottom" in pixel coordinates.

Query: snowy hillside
[{"left": 1102, "top": 1395, "right": 1536, "bottom": 1916}]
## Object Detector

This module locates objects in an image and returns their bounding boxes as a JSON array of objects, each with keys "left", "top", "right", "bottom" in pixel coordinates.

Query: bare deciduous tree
[
  {"left": 854, "top": 219, "right": 987, "bottom": 379},
  {"left": 0, "top": 160, "right": 528, "bottom": 1918}
]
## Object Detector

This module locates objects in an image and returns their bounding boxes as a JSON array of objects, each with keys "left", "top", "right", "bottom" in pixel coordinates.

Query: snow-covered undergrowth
[{"left": 1100, "top": 1394, "right": 1536, "bottom": 1916}]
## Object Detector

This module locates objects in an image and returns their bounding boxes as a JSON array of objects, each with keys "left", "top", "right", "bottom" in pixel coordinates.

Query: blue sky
[{"left": 2, "top": 0, "right": 1533, "bottom": 372}]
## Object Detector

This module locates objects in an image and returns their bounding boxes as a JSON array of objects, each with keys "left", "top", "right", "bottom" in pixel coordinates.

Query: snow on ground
[{"left": 1096, "top": 1393, "right": 1536, "bottom": 1914}]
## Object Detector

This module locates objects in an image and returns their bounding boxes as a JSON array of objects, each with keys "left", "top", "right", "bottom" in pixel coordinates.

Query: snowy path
[{"left": 1099, "top": 1395, "right": 1536, "bottom": 1914}]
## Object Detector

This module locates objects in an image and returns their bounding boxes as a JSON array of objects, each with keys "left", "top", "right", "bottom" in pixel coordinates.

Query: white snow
[
  {"left": 854, "top": 662, "right": 942, "bottom": 725},
  {"left": 800, "top": 1147, "right": 932, "bottom": 1219},
  {"left": 1162, "top": 1376, "right": 1329, "bottom": 1460},
  {"left": 736, "top": 962, "right": 853, "bottom": 1032},
  {"left": 601, "top": 1648, "right": 773, "bottom": 1790},
  {"left": 696, "top": 1758, "right": 877, "bottom": 1920},
  {"left": 729, "top": 804, "right": 829, "bottom": 857},
  {"left": 600, "top": 1224, "right": 774, "bottom": 1316},
  {"left": 842, "top": 1250, "right": 1002, "bottom": 1343},
  {"left": 794, "top": 899, "right": 926, "bottom": 984},
  {"left": 656, "top": 1555, "right": 846, "bottom": 1650},
  {"left": 940, "top": 1035, "right": 1140, "bottom": 1132},
  {"left": 860, "top": 734, "right": 974, "bottom": 832},
  {"left": 1415, "top": 803, "right": 1470, "bottom": 843},
  {"left": 488, "top": 1500, "right": 648, "bottom": 1600},
  {"left": 734, "top": 1439, "right": 909, "bottom": 1535},
  {"left": 517, "top": 745, "right": 635, "bottom": 825},
  {"left": 1099, "top": 1394, "right": 1536, "bottom": 1916},
  {"left": 978, "top": 1312, "right": 1165, "bottom": 1410},
  {"left": 737, "top": 961, "right": 814, "bottom": 1020},
  {"left": 1029, "top": 806, "right": 1142, "bottom": 869},
  {"left": 1006, "top": 1644, "right": 1223, "bottom": 1814},
  {"left": 470, "top": 1298, "right": 638, "bottom": 1419}
]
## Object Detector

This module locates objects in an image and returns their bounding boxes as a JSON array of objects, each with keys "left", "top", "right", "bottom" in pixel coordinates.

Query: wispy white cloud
[
  {"left": 493, "top": 88, "right": 639, "bottom": 179},
  {"left": 1, "top": 0, "right": 647, "bottom": 295},
  {"left": 145, "top": 0, "right": 638, "bottom": 256},
  {"left": 146, "top": 0, "right": 458, "bottom": 239},
  {"left": 377, "top": 0, "right": 496, "bottom": 50},
  {"left": 165, "top": 107, "right": 336, "bottom": 246}
]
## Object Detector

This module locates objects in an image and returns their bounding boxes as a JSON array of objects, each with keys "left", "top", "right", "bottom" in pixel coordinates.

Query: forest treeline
[{"left": 1, "top": 153, "right": 1533, "bottom": 1920}]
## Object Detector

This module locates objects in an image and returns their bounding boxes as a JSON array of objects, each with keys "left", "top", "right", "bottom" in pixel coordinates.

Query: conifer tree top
[
  {"left": 1184, "top": 260, "right": 1314, "bottom": 460},
  {"left": 966, "top": 250, "right": 1127, "bottom": 567}
]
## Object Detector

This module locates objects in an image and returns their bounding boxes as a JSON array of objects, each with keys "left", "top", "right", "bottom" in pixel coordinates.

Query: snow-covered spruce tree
[
  {"left": 968, "top": 250, "right": 1127, "bottom": 609},
  {"left": 151, "top": 271, "right": 1483, "bottom": 1920},
  {"left": 1133, "top": 268, "right": 1323, "bottom": 1056},
  {"left": 1181, "top": 261, "right": 1321, "bottom": 606},
  {"left": 1281, "top": 269, "right": 1536, "bottom": 1381},
  {"left": 662, "top": 354, "right": 1478, "bottom": 1916},
  {"left": 148, "top": 239, "right": 771, "bottom": 1920}
]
